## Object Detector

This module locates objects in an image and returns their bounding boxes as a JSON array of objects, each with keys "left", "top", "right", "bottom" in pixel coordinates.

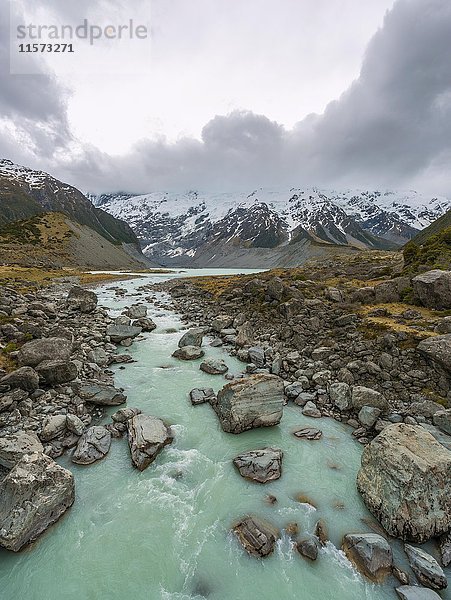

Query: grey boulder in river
[
  {"left": 127, "top": 414, "right": 173, "bottom": 471},
  {"left": 233, "top": 447, "right": 283, "bottom": 483}
]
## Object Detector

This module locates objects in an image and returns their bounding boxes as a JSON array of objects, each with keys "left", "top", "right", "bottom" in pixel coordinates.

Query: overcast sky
[{"left": 1, "top": 0, "right": 451, "bottom": 195}]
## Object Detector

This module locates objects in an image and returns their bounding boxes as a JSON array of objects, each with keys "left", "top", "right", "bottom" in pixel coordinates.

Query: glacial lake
[{"left": 1, "top": 269, "right": 449, "bottom": 600}]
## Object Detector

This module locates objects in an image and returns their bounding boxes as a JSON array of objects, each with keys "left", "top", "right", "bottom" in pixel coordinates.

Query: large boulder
[
  {"left": 132, "top": 317, "right": 156, "bottom": 332},
  {"left": 125, "top": 304, "right": 147, "bottom": 319},
  {"left": 433, "top": 409, "right": 451, "bottom": 435},
  {"left": 232, "top": 516, "right": 279, "bottom": 557},
  {"left": 172, "top": 346, "right": 204, "bottom": 361},
  {"left": 18, "top": 338, "right": 72, "bottom": 367},
  {"left": 233, "top": 447, "right": 283, "bottom": 483},
  {"left": 66, "top": 286, "right": 98, "bottom": 313},
  {"left": 212, "top": 374, "right": 284, "bottom": 433},
  {"left": 189, "top": 388, "right": 216, "bottom": 405},
  {"left": 40, "top": 414, "right": 67, "bottom": 441},
  {"left": 178, "top": 328, "right": 204, "bottom": 348},
  {"left": 0, "top": 452, "right": 75, "bottom": 551},
  {"left": 396, "top": 586, "right": 442, "bottom": 600},
  {"left": 36, "top": 360, "right": 78, "bottom": 385},
  {"left": 0, "top": 367, "right": 39, "bottom": 392},
  {"left": 412, "top": 270, "right": 451, "bottom": 309},
  {"left": 77, "top": 382, "right": 126, "bottom": 406},
  {"left": 0, "top": 431, "right": 43, "bottom": 468},
  {"left": 404, "top": 545, "right": 447, "bottom": 590},
  {"left": 200, "top": 358, "right": 228, "bottom": 375},
  {"left": 127, "top": 414, "right": 173, "bottom": 471},
  {"left": 211, "top": 315, "right": 233, "bottom": 332},
  {"left": 342, "top": 533, "right": 393, "bottom": 582},
  {"left": 418, "top": 335, "right": 451, "bottom": 373},
  {"left": 72, "top": 426, "right": 111, "bottom": 465},
  {"left": 351, "top": 386, "right": 389, "bottom": 412},
  {"left": 106, "top": 325, "right": 142, "bottom": 344},
  {"left": 357, "top": 424, "right": 451, "bottom": 543}
]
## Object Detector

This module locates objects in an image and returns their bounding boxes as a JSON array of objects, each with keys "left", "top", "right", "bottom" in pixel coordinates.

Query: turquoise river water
[{"left": 0, "top": 269, "right": 449, "bottom": 600}]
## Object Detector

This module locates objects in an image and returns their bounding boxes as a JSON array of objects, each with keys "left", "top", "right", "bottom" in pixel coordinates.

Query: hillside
[{"left": 403, "top": 208, "right": 451, "bottom": 273}]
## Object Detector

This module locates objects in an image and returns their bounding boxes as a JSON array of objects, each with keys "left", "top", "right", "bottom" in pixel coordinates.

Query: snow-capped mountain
[{"left": 87, "top": 187, "right": 451, "bottom": 267}]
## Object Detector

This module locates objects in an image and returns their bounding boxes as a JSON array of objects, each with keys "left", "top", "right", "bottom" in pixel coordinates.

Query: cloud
[{"left": 1, "top": 0, "right": 451, "bottom": 196}]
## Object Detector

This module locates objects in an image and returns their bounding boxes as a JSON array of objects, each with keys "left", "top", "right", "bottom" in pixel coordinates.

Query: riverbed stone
[
  {"left": 125, "top": 304, "right": 147, "bottom": 319},
  {"left": 358, "top": 406, "right": 381, "bottom": 428},
  {"left": 433, "top": 410, "right": 451, "bottom": 435},
  {"left": 36, "top": 359, "right": 78, "bottom": 385},
  {"left": 293, "top": 427, "right": 322, "bottom": 440},
  {"left": 87, "top": 347, "right": 109, "bottom": 367},
  {"left": 248, "top": 347, "right": 265, "bottom": 368},
  {"left": 396, "top": 586, "right": 442, "bottom": 600},
  {"left": 66, "top": 414, "right": 85, "bottom": 436},
  {"left": 212, "top": 374, "right": 284, "bottom": 433},
  {"left": 66, "top": 286, "right": 98, "bottom": 313},
  {"left": 211, "top": 315, "right": 233, "bottom": 332},
  {"left": 342, "top": 533, "right": 393, "bottom": 582},
  {"left": 189, "top": 388, "right": 216, "bottom": 405},
  {"left": 72, "top": 426, "right": 111, "bottom": 465},
  {"left": 232, "top": 516, "right": 279, "bottom": 557},
  {"left": 412, "top": 270, "right": 451, "bottom": 309},
  {"left": 302, "top": 401, "right": 321, "bottom": 418},
  {"left": 106, "top": 324, "right": 142, "bottom": 344},
  {"left": 417, "top": 335, "right": 451, "bottom": 373},
  {"left": 111, "top": 407, "right": 142, "bottom": 423},
  {"left": 0, "top": 452, "right": 75, "bottom": 552},
  {"left": 127, "top": 414, "right": 173, "bottom": 471},
  {"left": 329, "top": 382, "right": 351, "bottom": 410},
  {"left": 0, "top": 431, "right": 43, "bottom": 468},
  {"left": 18, "top": 337, "right": 72, "bottom": 367},
  {"left": 351, "top": 386, "right": 389, "bottom": 412},
  {"left": 0, "top": 367, "right": 39, "bottom": 392},
  {"left": 178, "top": 328, "right": 204, "bottom": 348},
  {"left": 40, "top": 414, "right": 67, "bottom": 441},
  {"left": 357, "top": 424, "right": 451, "bottom": 542},
  {"left": 172, "top": 346, "right": 204, "bottom": 361},
  {"left": 296, "top": 538, "right": 319, "bottom": 561},
  {"left": 233, "top": 447, "right": 283, "bottom": 483},
  {"left": 77, "top": 382, "right": 126, "bottom": 406},
  {"left": 404, "top": 545, "right": 447, "bottom": 590},
  {"left": 132, "top": 317, "right": 157, "bottom": 332},
  {"left": 439, "top": 531, "right": 451, "bottom": 567},
  {"left": 200, "top": 358, "right": 228, "bottom": 375}
]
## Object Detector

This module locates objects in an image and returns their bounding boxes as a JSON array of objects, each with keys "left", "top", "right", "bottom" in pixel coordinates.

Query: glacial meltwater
[{"left": 1, "top": 269, "right": 449, "bottom": 600}]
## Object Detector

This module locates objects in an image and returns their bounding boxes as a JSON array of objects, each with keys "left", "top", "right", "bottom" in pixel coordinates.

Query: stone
[
  {"left": 232, "top": 516, "right": 279, "bottom": 557},
  {"left": 357, "top": 424, "right": 451, "bottom": 543},
  {"left": 189, "top": 388, "right": 216, "bottom": 405},
  {"left": 66, "top": 414, "right": 85, "bottom": 436},
  {"left": 293, "top": 427, "right": 322, "bottom": 440},
  {"left": 0, "top": 452, "right": 75, "bottom": 552},
  {"left": 439, "top": 530, "right": 451, "bottom": 567},
  {"left": 72, "top": 426, "right": 112, "bottom": 465},
  {"left": 351, "top": 386, "right": 389, "bottom": 412},
  {"left": 125, "top": 304, "right": 147, "bottom": 319},
  {"left": 106, "top": 324, "right": 142, "bottom": 343},
  {"left": 0, "top": 367, "right": 39, "bottom": 392},
  {"left": 418, "top": 335, "right": 451, "bottom": 373},
  {"left": 127, "top": 414, "right": 173, "bottom": 471},
  {"left": 178, "top": 328, "right": 204, "bottom": 348},
  {"left": 412, "top": 270, "right": 451, "bottom": 309},
  {"left": 342, "top": 533, "right": 393, "bottom": 582},
  {"left": 435, "top": 316, "right": 451, "bottom": 334},
  {"left": 233, "top": 447, "right": 282, "bottom": 483},
  {"left": 296, "top": 538, "right": 319, "bottom": 561},
  {"left": 248, "top": 347, "right": 265, "bottom": 368},
  {"left": 18, "top": 337, "right": 72, "bottom": 367},
  {"left": 410, "top": 401, "right": 444, "bottom": 419},
  {"left": 87, "top": 347, "right": 109, "bottom": 367},
  {"left": 172, "top": 346, "right": 205, "bottom": 360},
  {"left": 132, "top": 317, "right": 157, "bottom": 332},
  {"left": 66, "top": 286, "right": 98, "bottom": 313},
  {"left": 235, "top": 322, "right": 254, "bottom": 347},
  {"left": 211, "top": 315, "right": 233, "bottom": 332},
  {"left": 302, "top": 401, "right": 321, "bottom": 418},
  {"left": 285, "top": 382, "right": 306, "bottom": 399},
  {"left": 77, "top": 382, "right": 126, "bottom": 406},
  {"left": 212, "top": 374, "right": 284, "bottom": 433},
  {"left": 396, "top": 586, "right": 442, "bottom": 600},
  {"left": 0, "top": 431, "right": 43, "bottom": 468},
  {"left": 329, "top": 382, "right": 351, "bottom": 410},
  {"left": 200, "top": 358, "right": 228, "bottom": 375},
  {"left": 111, "top": 407, "right": 142, "bottom": 423},
  {"left": 314, "top": 519, "right": 328, "bottom": 546},
  {"left": 433, "top": 410, "right": 451, "bottom": 435},
  {"left": 40, "top": 414, "right": 67, "bottom": 441},
  {"left": 267, "top": 277, "right": 285, "bottom": 301},
  {"left": 36, "top": 360, "right": 78, "bottom": 385},
  {"left": 404, "top": 545, "right": 447, "bottom": 590},
  {"left": 358, "top": 406, "right": 381, "bottom": 428}
]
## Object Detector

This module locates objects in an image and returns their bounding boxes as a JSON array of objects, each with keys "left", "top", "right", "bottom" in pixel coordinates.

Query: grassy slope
[{"left": 403, "top": 209, "right": 451, "bottom": 272}]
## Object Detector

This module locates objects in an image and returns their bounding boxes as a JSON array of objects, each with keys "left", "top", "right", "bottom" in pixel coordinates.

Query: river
[{"left": 0, "top": 269, "right": 447, "bottom": 600}]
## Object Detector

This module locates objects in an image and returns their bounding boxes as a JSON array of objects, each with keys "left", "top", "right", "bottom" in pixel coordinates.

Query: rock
[
  {"left": 125, "top": 304, "right": 147, "bottom": 319},
  {"left": 18, "top": 337, "right": 72, "bottom": 367},
  {"left": 410, "top": 401, "right": 443, "bottom": 419},
  {"left": 77, "top": 382, "right": 126, "bottom": 406},
  {"left": 435, "top": 316, "right": 451, "bottom": 334},
  {"left": 314, "top": 519, "right": 328, "bottom": 546},
  {"left": 358, "top": 406, "right": 381, "bottom": 428},
  {"left": 189, "top": 388, "right": 216, "bottom": 405},
  {"left": 302, "top": 401, "right": 321, "bottom": 418},
  {"left": 211, "top": 315, "right": 233, "bottom": 332},
  {"left": 296, "top": 538, "right": 319, "bottom": 561},
  {"left": 232, "top": 516, "right": 279, "bottom": 557},
  {"left": 285, "top": 382, "right": 306, "bottom": 399},
  {"left": 351, "top": 386, "right": 388, "bottom": 412},
  {"left": 66, "top": 414, "right": 85, "bottom": 436},
  {"left": 433, "top": 410, "right": 451, "bottom": 435},
  {"left": 212, "top": 374, "right": 284, "bottom": 433},
  {"left": 111, "top": 407, "right": 142, "bottom": 423},
  {"left": 0, "top": 367, "right": 39, "bottom": 392},
  {"left": 404, "top": 545, "right": 447, "bottom": 590},
  {"left": 172, "top": 346, "right": 205, "bottom": 360},
  {"left": 439, "top": 530, "right": 451, "bottom": 567},
  {"left": 412, "top": 270, "right": 451, "bottom": 309},
  {"left": 393, "top": 566, "right": 410, "bottom": 586},
  {"left": 178, "top": 328, "right": 204, "bottom": 348},
  {"left": 87, "top": 347, "right": 109, "bottom": 367},
  {"left": 396, "top": 586, "right": 442, "bottom": 600},
  {"left": 0, "top": 452, "right": 74, "bottom": 551},
  {"left": 329, "top": 382, "right": 351, "bottom": 410},
  {"left": 66, "top": 286, "right": 98, "bottom": 313},
  {"left": 418, "top": 335, "right": 451, "bottom": 373},
  {"left": 106, "top": 325, "right": 142, "bottom": 343},
  {"left": 342, "top": 533, "right": 393, "bottom": 582},
  {"left": 199, "top": 358, "right": 228, "bottom": 374},
  {"left": 235, "top": 322, "right": 254, "bottom": 347},
  {"left": 40, "top": 414, "right": 67, "bottom": 441},
  {"left": 72, "top": 426, "right": 112, "bottom": 465},
  {"left": 127, "top": 414, "right": 173, "bottom": 471},
  {"left": 0, "top": 431, "right": 43, "bottom": 468},
  {"left": 267, "top": 277, "right": 285, "bottom": 301},
  {"left": 357, "top": 424, "right": 451, "bottom": 542},
  {"left": 248, "top": 347, "right": 265, "bottom": 368},
  {"left": 132, "top": 317, "right": 157, "bottom": 332},
  {"left": 36, "top": 360, "right": 78, "bottom": 385},
  {"left": 293, "top": 427, "right": 322, "bottom": 440},
  {"left": 233, "top": 447, "right": 283, "bottom": 483}
]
